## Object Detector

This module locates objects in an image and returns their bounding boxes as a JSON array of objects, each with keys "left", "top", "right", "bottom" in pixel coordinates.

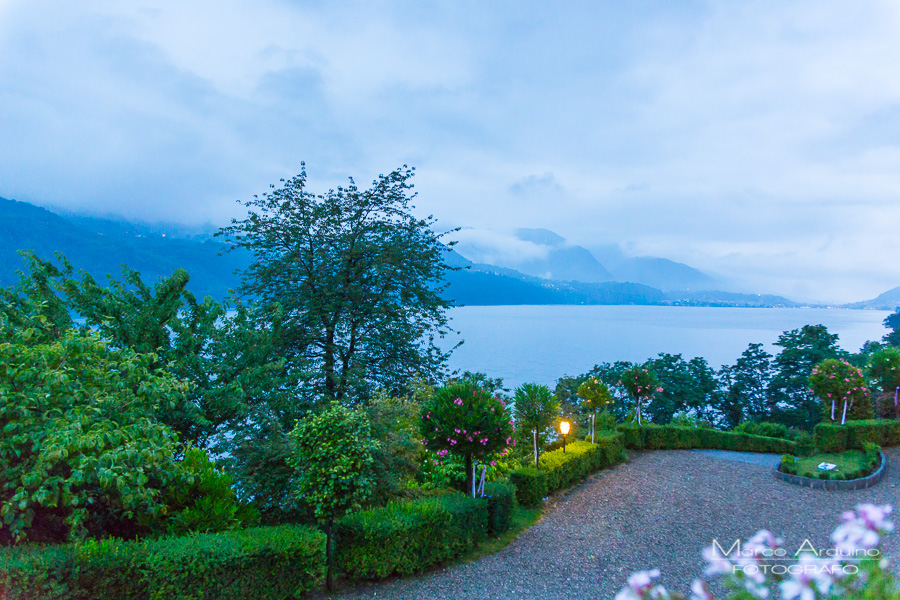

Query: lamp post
[{"left": 560, "top": 420, "right": 570, "bottom": 453}]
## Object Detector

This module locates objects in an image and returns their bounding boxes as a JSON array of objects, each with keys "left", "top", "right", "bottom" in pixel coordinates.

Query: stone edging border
[{"left": 773, "top": 452, "right": 886, "bottom": 491}]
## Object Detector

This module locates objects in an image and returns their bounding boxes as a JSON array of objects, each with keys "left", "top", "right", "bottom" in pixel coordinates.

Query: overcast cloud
[{"left": 1, "top": 1, "right": 899, "bottom": 303}]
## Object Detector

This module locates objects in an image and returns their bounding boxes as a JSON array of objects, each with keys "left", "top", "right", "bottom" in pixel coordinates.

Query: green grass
[{"left": 788, "top": 450, "right": 874, "bottom": 480}]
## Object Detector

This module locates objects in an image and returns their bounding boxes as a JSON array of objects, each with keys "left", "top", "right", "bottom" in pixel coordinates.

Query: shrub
[
  {"left": 619, "top": 365, "right": 661, "bottom": 426},
  {"left": 483, "top": 482, "right": 516, "bottom": 535},
  {"left": 810, "top": 359, "right": 872, "bottom": 425},
  {"left": 0, "top": 525, "right": 326, "bottom": 600},
  {"left": 508, "top": 468, "right": 547, "bottom": 508},
  {"left": 734, "top": 421, "right": 790, "bottom": 439},
  {"left": 780, "top": 454, "right": 796, "bottom": 475},
  {"left": 335, "top": 493, "right": 487, "bottom": 580},
  {"left": 794, "top": 431, "right": 815, "bottom": 457}
]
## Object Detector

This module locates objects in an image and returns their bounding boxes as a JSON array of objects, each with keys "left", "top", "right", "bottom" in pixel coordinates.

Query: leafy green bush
[
  {"left": 810, "top": 359, "right": 872, "bottom": 425},
  {"left": 735, "top": 421, "right": 790, "bottom": 439},
  {"left": 483, "top": 482, "right": 515, "bottom": 535},
  {"left": 335, "top": 492, "right": 487, "bottom": 580},
  {"left": 508, "top": 468, "right": 547, "bottom": 508},
  {"left": 780, "top": 454, "right": 796, "bottom": 475},
  {"left": 0, "top": 525, "right": 325, "bottom": 600}
]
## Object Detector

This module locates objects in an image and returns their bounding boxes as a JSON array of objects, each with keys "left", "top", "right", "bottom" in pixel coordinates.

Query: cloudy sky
[{"left": 1, "top": 1, "right": 899, "bottom": 303}]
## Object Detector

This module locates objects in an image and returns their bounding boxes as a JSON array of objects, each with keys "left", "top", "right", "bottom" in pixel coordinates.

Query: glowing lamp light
[{"left": 560, "top": 420, "right": 570, "bottom": 453}]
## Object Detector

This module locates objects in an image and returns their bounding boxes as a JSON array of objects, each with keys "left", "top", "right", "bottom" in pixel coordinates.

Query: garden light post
[{"left": 560, "top": 420, "right": 570, "bottom": 453}]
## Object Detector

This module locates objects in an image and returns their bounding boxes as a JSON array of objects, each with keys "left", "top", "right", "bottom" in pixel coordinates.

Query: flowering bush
[
  {"left": 419, "top": 381, "right": 514, "bottom": 496},
  {"left": 615, "top": 503, "right": 896, "bottom": 600},
  {"left": 620, "top": 366, "right": 663, "bottom": 426},
  {"left": 514, "top": 383, "right": 559, "bottom": 468},
  {"left": 810, "top": 359, "right": 871, "bottom": 425},
  {"left": 578, "top": 376, "right": 613, "bottom": 442}
]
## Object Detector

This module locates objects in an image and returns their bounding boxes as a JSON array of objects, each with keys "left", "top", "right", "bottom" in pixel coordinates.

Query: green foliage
[
  {"left": 734, "top": 421, "right": 791, "bottom": 439},
  {"left": 715, "top": 343, "right": 774, "bottom": 426},
  {"left": 513, "top": 383, "right": 559, "bottom": 468},
  {"left": 483, "top": 482, "right": 516, "bottom": 535},
  {"left": 0, "top": 321, "right": 190, "bottom": 542},
  {"left": 869, "top": 347, "right": 900, "bottom": 419},
  {"left": 785, "top": 448, "right": 880, "bottom": 480},
  {"left": 616, "top": 424, "right": 798, "bottom": 453},
  {"left": 288, "top": 403, "right": 379, "bottom": 522},
  {"left": 810, "top": 359, "right": 872, "bottom": 425},
  {"left": 594, "top": 410, "right": 617, "bottom": 432},
  {"left": 780, "top": 454, "right": 796, "bottom": 475},
  {"left": 646, "top": 354, "right": 716, "bottom": 425},
  {"left": 218, "top": 163, "right": 454, "bottom": 402},
  {"left": 335, "top": 492, "right": 487, "bottom": 580},
  {"left": 769, "top": 324, "right": 842, "bottom": 429},
  {"left": 508, "top": 468, "right": 547, "bottom": 508},
  {"left": 884, "top": 309, "right": 900, "bottom": 347},
  {"left": 814, "top": 419, "right": 900, "bottom": 452},
  {"left": 163, "top": 448, "right": 258, "bottom": 536},
  {"left": 363, "top": 392, "right": 424, "bottom": 505},
  {"left": 577, "top": 376, "right": 612, "bottom": 412},
  {"left": 0, "top": 525, "right": 326, "bottom": 600},
  {"left": 420, "top": 381, "right": 515, "bottom": 495}
]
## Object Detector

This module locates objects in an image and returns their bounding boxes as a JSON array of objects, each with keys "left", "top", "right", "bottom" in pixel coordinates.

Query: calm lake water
[{"left": 443, "top": 306, "right": 891, "bottom": 389}]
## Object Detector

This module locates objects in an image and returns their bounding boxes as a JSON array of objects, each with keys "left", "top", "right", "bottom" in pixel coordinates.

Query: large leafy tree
[
  {"left": 715, "top": 343, "right": 775, "bottom": 427},
  {"left": 219, "top": 163, "right": 455, "bottom": 402},
  {"left": 769, "top": 325, "right": 843, "bottom": 429},
  {"left": 646, "top": 354, "right": 717, "bottom": 424},
  {"left": 577, "top": 376, "right": 612, "bottom": 442},
  {"left": 810, "top": 359, "right": 871, "bottom": 425},
  {"left": 883, "top": 309, "right": 900, "bottom": 347},
  {"left": 869, "top": 347, "right": 900, "bottom": 419}
]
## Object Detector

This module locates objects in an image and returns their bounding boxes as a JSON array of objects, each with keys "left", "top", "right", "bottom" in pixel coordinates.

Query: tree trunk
[
  {"left": 465, "top": 453, "right": 473, "bottom": 496},
  {"left": 591, "top": 412, "right": 595, "bottom": 444},
  {"left": 841, "top": 400, "right": 849, "bottom": 426},
  {"left": 325, "top": 515, "right": 334, "bottom": 591},
  {"left": 637, "top": 399, "right": 642, "bottom": 426},
  {"left": 533, "top": 429, "right": 538, "bottom": 468}
]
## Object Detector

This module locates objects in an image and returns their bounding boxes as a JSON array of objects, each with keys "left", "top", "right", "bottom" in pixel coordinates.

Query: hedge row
[
  {"left": 616, "top": 424, "right": 798, "bottom": 454},
  {"left": 814, "top": 419, "right": 900, "bottom": 453},
  {"left": 0, "top": 525, "right": 325, "bottom": 600},
  {"left": 335, "top": 491, "right": 488, "bottom": 580},
  {"left": 509, "top": 433, "right": 626, "bottom": 507}
]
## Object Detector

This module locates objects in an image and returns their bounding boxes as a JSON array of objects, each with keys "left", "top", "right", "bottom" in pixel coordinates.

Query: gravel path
[
  {"left": 692, "top": 448, "right": 783, "bottom": 467},
  {"left": 319, "top": 448, "right": 900, "bottom": 600}
]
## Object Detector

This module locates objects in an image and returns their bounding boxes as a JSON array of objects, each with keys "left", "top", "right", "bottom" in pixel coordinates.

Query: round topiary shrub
[
  {"left": 619, "top": 365, "right": 662, "bottom": 426},
  {"left": 420, "top": 381, "right": 515, "bottom": 496}
]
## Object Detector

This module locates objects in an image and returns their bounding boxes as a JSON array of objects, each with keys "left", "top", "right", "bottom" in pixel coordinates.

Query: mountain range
[{"left": 1, "top": 197, "right": 891, "bottom": 308}]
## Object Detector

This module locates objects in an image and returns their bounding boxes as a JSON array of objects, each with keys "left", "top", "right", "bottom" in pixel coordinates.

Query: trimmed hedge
[
  {"left": 616, "top": 424, "right": 798, "bottom": 454},
  {"left": 0, "top": 525, "right": 326, "bottom": 600},
  {"left": 814, "top": 419, "right": 900, "bottom": 453},
  {"left": 509, "top": 433, "right": 625, "bottom": 507},
  {"left": 509, "top": 468, "right": 547, "bottom": 508},
  {"left": 483, "top": 482, "right": 516, "bottom": 535},
  {"left": 335, "top": 492, "right": 487, "bottom": 580}
]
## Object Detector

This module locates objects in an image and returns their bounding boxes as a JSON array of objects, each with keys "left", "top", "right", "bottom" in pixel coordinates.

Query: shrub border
[{"left": 774, "top": 452, "right": 886, "bottom": 491}]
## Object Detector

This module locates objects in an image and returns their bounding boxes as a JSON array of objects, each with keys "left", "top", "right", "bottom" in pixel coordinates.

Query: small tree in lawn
[
  {"left": 513, "top": 383, "right": 559, "bottom": 469},
  {"left": 578, "top": 376, "right": 612, "bottom": 443},
  {"left": 420, "top": 381, "right": 514, "bottom": 496},
  {"left": 809, "top": 358, "right": 871, "bottom": 425},
  {"left": 620, "top": 365, "right": 662, "bottom": 426},
  {"left": 289, "top": 403, "right": 379, "bottom": 591}
]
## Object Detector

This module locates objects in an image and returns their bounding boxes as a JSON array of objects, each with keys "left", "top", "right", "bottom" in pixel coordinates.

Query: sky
[{"left": 1, "top": 1, "right": 900, "bottom": 304}]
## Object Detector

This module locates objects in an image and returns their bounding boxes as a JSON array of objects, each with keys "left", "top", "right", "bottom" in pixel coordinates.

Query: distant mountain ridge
[
  {"left": 2, "top": 197, "right": 799, "bottom": 307},
  {"left": 844, "top": 286, "right": 900, "bottom": 310}
]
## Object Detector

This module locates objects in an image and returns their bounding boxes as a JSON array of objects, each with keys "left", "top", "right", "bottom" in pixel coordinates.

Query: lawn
[{"left": 785, "top": 450, "right": 877, "bottom": 480}]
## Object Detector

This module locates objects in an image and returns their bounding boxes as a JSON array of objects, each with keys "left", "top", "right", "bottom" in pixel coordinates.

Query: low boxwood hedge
[
  {"left": 814, "top": 419, "right": 900, "bottom": 453},
  {"left": 335, "top": 492, "right": 487, "bottom": 580},
  {"left": 509, "top": 433, "right": 625, "bottom": 507},
  {"left": 616, "top": 424, "right": 797, "bottom": 454},
  {"left": 0, "top": 525, "right": 326, "bottom": 600}
]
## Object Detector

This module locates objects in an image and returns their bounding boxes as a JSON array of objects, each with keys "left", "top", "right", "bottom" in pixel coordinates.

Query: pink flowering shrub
[
  {"left": 620, "top": 366, "right": 663, "bottom": 426},
  {"left": 419, "top": 381, "right": 514, "bottom": 496},
  {"left": 615, "top": 503, "right": 896, "bottom": 600},
  {"left": 809, "top": 359, "right": 872, "bottom": 425}
]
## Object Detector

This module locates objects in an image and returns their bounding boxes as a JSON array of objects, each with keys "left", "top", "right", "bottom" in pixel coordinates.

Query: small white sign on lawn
[{"left": 817, "top": 462, "right": 837, "bottom": 471}]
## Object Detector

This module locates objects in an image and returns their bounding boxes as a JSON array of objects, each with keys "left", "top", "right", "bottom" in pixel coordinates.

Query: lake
[{"left": 443, "top": 306, "right": 891, "bottom": 389}]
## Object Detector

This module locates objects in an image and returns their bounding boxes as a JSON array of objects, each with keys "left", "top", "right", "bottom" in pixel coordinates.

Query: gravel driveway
[{"left": 318, "top": 448, "right": 900, "bottom": 600}]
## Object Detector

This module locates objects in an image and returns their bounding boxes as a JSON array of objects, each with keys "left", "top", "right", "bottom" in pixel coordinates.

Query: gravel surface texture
[{"left": 319, "top": 448, "right": 900, "bottom": 600}]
